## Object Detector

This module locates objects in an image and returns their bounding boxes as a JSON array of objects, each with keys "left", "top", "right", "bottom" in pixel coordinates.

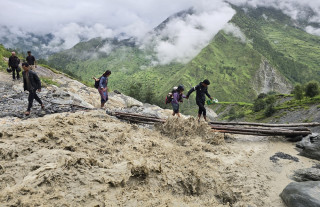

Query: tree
[
  {"left": 305, "top": 81, "right": 319, "bottom": 98},
  {"left": 253, "top": 99, "right": 266, "bottom": 112},
  {"left": 293, "top": 84, "right": 304, "bottom": 100},
  {"left": 264, "top": 104, "right": 275, "bottom": 117}
]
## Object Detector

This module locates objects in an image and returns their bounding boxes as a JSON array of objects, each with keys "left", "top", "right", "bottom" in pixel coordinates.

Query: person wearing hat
[
  {"left": 26, "top": 51, "right": 37, "bottom": 70},
  {"left": 8, "top": 51, "right": 20, "bottom": 80},
  {"left": 186, "top": 79, "right": 213, "bottom": 122},
  {"left": 171, "top": 85, "right": 186, "bottom": 117}
]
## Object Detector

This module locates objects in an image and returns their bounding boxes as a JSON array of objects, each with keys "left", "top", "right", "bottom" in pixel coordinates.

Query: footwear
[
  {"left": 25, "top": 111, "right": 30, "bottom": 116},
  {"left": 41, "top": 104, "right": 45, "bottom": 110}
]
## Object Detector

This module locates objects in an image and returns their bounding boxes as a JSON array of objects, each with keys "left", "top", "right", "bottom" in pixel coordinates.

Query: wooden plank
[
  {"left": 209, "top": 121, "right": 320, "bottom": 127},
  {"left": 210, "top": 125, "right": 311, "bottom": 136}
]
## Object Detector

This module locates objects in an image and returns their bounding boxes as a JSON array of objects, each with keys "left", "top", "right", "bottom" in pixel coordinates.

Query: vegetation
[
  {"left": 293, "top": 84, "right": 304, "bottom": 100},
  {"left": 305, "top": 81, "right": 320, "bottom": 98},
  {"left": 41, "top": 77, "right": 60, "bottom": 87},
  {"left": 44, "top": 6, "right": 320, "bottom": 116}
]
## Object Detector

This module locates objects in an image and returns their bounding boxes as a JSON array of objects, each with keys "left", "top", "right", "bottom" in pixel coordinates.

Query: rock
[
  {"left": 206, "top": 108, "right": 217, "bottom": 121},
  {"left": 292, "top": 168, "right": 320, "bottom": 182},
  {"left": 296, "top": 133, "right": 320, "bottom": 161},
  {"left": 269, "top": 152, "right": 299, "bottom": 163},
  {"left": 280, "top": 181, "right": 320, "bottom": 207}
]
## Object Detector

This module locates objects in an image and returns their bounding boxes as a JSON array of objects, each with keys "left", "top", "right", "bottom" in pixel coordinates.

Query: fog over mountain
[{"left": 0, "top": 0, "right": 319, "bottom": 62}]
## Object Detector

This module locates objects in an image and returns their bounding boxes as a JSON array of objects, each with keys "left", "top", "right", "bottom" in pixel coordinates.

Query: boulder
[
  {"left": 292, "top": 168, "right": 320, "bottom": 182},
  {"left": 280, "top": 181, "right": 320, "bottom": 207},
  {"left": 296, "top": 133, "right": 320, "bottom": 161}
]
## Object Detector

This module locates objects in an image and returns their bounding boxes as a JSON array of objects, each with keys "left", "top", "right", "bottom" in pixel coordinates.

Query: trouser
[
  {"left": 12, "top": 67, "right": 20, "bottom": 79},
  {"left": 27, "top": 89, "right": 42, "bottom": 111},
  {"left": 196, "top": 100, "right": 206, "bottom": 116}
]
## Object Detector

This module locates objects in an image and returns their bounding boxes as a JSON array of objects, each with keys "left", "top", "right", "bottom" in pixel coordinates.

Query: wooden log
[
  {"left": 212, "top": 129, "right": 270, "bottom": 136},
  {"left": 115, "top": 114, "right": 165, "bottom": 123},
  {"left": 211, "top": 125, "right": 311, "bottom": 132},
  {"left": 209, "top": 121, "right": 320, "bottom": 127},
  {"left": 115, "top": 111, "right": 159, "bottom": 119},
  {"left": 210, "top": 125, "right": 311, "bottom": 136}
]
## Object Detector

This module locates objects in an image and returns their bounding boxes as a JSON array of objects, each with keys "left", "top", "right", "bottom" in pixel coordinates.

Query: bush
[
  {"left": 253, "top": 99, "right": 266, "bottom": 112},
  {"left": 264, "top": 104, "right": 276, "bottom": 117},
  {"left": 257, "top": 93, "right": 267, "bottom": 99},
  {"left": 265, "top": 95, "right": 276, "bottom": 105},
  {"left": 293, "top": 84, "right": 304, "bottom": 100},
  {"left": 305, "top": 81, "right": 319, "bottom": 98}
]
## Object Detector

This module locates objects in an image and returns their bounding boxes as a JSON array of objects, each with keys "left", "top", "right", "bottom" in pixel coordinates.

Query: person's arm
[
  {"left": 8, "top": 57, "right": 11, "bottom": 67},
  {"left": 186, "top": 85, "right": 198, "bottom": 98},
  {"left": 34, "top": 57, "right": 37, "bottom": 67},
  {"left": 205, "top": 89, "right": 212, "bottom": 99},
  {"left": 33, "top": 72, "right": 42, "bottom": 91},
  {"left": 99, "top": 77, "right": 105, "bottom": 89}
]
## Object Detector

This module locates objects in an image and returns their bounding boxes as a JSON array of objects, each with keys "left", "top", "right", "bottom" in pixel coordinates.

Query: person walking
[
  {"left": 8, "top": 51, "right": 20, "bottom": 80},
  {"left": 171, "top": 85, "right": 186, "bottom": 117},
  {"left": 26, "top": 51, "right": 37, "bottom": 70},
  {"left": 98, "top": 70, "right": 111, "bottom": 108},
  {"left": 22, "top": 63, "right": 44, "bottom": 115},
  {"left": 186, "top": 79, "right": 213, "bottom": 122}
]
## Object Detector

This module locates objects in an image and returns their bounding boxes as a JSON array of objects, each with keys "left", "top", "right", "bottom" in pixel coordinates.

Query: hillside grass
[{"left": 45, "top": 6, "right": 320, "bottom": 116}]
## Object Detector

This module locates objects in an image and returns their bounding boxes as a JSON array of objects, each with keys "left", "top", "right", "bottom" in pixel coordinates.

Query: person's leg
[
  {"left": 12, "top": 67, "right": 16, "bottom": 80},
  {"left": 202, "top": 101, "right": 207, "bottom": 121},
  {"left": 197, "top": 101, "right": 205, "bottom": 121},
  {"left": 16, "top": 69, "right": 20, "bottom": 80},
  {"left": 34, "top": 91, "right": 43, "bottom": 107},
  {"left": 27, "top": 90, "right": 35, "bottom": 113}
]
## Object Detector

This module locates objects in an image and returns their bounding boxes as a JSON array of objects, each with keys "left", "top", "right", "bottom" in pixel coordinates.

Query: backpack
[
  {"left": 94, "top": 77, "right": 101, "bottom": 89},
  {"left": 165, "top": 87, "right": 178, "bottom": 104},
  {"left": 165, "top": 93, "right": 173, "bottom": 104}
]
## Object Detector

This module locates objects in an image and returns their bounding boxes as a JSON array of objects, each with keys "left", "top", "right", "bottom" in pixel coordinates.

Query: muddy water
[{"left": 0, "top": 111, "right": 318, "bottom": 206}]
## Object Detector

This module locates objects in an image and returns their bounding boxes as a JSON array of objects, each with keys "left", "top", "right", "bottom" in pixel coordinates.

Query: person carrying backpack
[
  {"left": 8, "top": 52, "right": 20, "bottom": 80},
  {"left": 98, "top": 70, "right": 111, "bottom": 108},
  {"left": 186, "top": 79, "right": 213, "bottom": 122},
  {"left": 171, "top": 85, "right": 186, "bottom": 117}
]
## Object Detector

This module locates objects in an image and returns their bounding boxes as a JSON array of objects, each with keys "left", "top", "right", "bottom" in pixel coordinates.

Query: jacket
[
  {"left": 8, "top": 56, "right": 20, "bottom": 68},
  {"left": 186, "top": 82, "right": 212, "bottom": 102},
  {"left": 22, "top": 70, "right": 41, "bottom": 91}
]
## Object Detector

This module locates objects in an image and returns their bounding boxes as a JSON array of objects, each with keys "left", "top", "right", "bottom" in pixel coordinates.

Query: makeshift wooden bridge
[{"left": 109, "top": 111, "right": 319, "bottom": 137}]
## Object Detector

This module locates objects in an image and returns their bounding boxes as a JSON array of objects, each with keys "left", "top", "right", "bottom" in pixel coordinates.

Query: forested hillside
[{"left": 46, "top": 6, "right": 320, "bottom": 116}]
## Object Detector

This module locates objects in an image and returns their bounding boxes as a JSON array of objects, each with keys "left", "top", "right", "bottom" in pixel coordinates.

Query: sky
[{"left": 0, "top": 0, "right": 319, "bottom": 63}]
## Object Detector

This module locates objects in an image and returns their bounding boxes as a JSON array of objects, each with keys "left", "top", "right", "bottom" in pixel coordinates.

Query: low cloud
[
  {"left": 223, "top": 23, "right": 246, "bottom": 43},
  {"left": 149, "top": 1, "right": 235, "bottom": 64},
  {"left": 0, "top": 0, "right": 319, "bottom": 63}
]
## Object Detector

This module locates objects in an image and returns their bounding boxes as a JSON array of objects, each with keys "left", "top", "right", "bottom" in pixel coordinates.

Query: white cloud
[
  {"left": 0, "top": 0, "right": 320, "bottom": 63},
  {"left": 306, "top": 25, "right": 320, "bottom": 36},
  {"left": 223, "top": 23, "right": 247, "bottom": 43}
]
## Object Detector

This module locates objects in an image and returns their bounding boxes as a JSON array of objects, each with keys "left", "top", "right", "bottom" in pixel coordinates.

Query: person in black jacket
[
  {"left": 8, "top": 52, "right": 20, "bottom": 80},
  {"left": 22, "top": 63, "right": 44, "bottom": 115},
  {"left": 186, "top": 79, "right": 213, "bottom": 122},
  {"left": 26, "top": 51, "right": 37, "bottom": 70}
]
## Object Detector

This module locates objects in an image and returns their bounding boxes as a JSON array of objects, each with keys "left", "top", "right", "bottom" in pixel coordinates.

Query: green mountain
[{"left": 47, "top": 6, "right": 320, "bottom": 116}]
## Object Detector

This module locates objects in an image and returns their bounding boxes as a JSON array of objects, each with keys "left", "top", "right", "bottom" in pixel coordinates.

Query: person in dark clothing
[
  {"left": 22, "top": 63, "right": 44, "bottom": 115},
  {"left": 186, "top": 79, "right": 213, "bottom": 122},
  {"left": 26, "top": 51, "right": 37, "bottom": 70},
  {"left": 98, "top": 70, "right": 111, "bottom": 108},
  {"left": 8, "top": 52, "right": 20, "bottom": 80},
  {"left": 172, "top": 85, "right": 186, "bottom": 117}
]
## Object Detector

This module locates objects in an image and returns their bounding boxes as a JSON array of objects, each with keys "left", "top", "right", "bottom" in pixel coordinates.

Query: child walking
[{"left": 172, "top": 85, "right": 186, "bottom": 117}]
